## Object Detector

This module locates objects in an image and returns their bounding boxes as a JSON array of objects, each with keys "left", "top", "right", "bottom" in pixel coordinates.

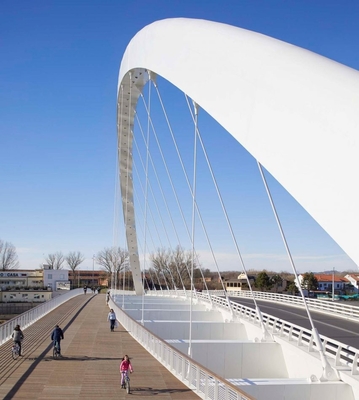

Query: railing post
[
  {"left": 352, "top": 353, "right": 359, "bottom": 375},
  {"left": 214, "top": 378, "right": 219, "bottom": 400},
  {"left": 335, "top": 345, "right": 342, "bottom": 366}
]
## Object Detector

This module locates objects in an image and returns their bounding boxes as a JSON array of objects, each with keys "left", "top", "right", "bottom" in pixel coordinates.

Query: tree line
[{"left": 0, "top": 238, "right": 345, "bottom": 294}]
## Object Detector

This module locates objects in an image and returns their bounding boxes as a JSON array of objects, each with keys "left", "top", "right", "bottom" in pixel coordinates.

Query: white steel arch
[{"left": 117, "top": 18, "right": 359, "bottom": 294}]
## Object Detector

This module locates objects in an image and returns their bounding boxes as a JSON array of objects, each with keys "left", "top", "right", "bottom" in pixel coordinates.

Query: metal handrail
[
  {"left": 200, "top": 292, "right": 359, "bottom": 375},
  {"left": 145, "top": 290, "right": 359, "bottom": 376},
  {"left": 0, "top": 288, "right": 82, "bottom": 346},
  {"left": 109, "top": 296, "right": 254, "bottom": 400},
  {"left": 208, "top": 290, "right": 359, "bottom": 321}
]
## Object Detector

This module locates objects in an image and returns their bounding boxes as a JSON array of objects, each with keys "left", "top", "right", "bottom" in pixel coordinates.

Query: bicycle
[
  {"left": 53, "top": 340, "right": 61, "bottom": 359},
  {"left": 11, "top": 342, "right": 20, "bottom": 360},
  {"left": 121, "top": 370, "right": 131, "bottom": 394}
]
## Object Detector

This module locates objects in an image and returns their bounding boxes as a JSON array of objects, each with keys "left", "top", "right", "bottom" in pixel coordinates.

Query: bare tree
[
  {"left": 45, "top": 252, "right": 65, "bottom": 270},
  {"left": 96, "top": 247, "right": 128, "bottom": 287},
  {"left": 66, "top": 251, "right": 84, "bottom": 287},
  {"left": 0, "top": 240, "right": 19, "bottom": 270},
  {"left": 149, "top": 248, "right": 172, "bottom": 289},
  {"left": 149, "top": 246, "right": 199, "bottom": 289}
]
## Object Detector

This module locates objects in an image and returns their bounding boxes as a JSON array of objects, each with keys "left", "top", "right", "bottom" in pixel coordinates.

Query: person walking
[
  {"left": 12, "top": 324, "right": 24, "bottom": 356},
  {"left": 120, "top": 355, "right": 133, "bottom": 388},
  {"left": 51, "top": 325, "right": 64, "bottom": 356},
  {"left": 107, "top": 308, "right": 116, "bottom": 332}
]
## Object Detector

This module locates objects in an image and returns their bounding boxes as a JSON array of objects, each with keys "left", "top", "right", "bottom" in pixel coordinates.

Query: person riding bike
[
  {"left": 12, "top": 324, "right": 24, "bottom": 356},
  {"left": 120, "top": 355, "right": 133, "bottom": 388},
  {"left": 51, "top": 325, "right": 64, "bottom": 356}
]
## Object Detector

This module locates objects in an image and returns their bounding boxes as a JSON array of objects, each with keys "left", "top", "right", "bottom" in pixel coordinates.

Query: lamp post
[
  {"left": 332, "top": 267, "right": 335, "bottom": 301},
  {"left": 92, "top": 255, "right": 95, "bottom": 288}
]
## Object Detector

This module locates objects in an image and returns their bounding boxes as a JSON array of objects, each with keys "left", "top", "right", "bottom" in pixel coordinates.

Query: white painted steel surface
[
  {"left": 112, "top": 291, "right": 358, "bottom": 399},
  {"left": 109, "top": 295, "right": 254, "bottom": 400},
  {"left": 144, "top": 321, "right": 248, "bottom": 340},
  {"left": 193, "top": 292, "right": 359, "bottom": 374},
  {"left": 0, "top": 288, "right": 82, "bottom": 346},
  {"left": 118, "top": 18, "right": 359, "bottom": 285}
]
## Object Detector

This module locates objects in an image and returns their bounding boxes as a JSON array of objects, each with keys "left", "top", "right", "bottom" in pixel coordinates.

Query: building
[
  {"left": 224, "top": 273, "right": 256, "bottom": 292},
  {"left": 223, "top": 273, "right": 288, "bottom": 293},
  {"left": 0, "top": 269, "right": 44, "bottom": 290},
  {"left": 42, "top": 266, "right": 69, "bottom": 292},
  {"left": 68, "top": 270, "right": 109, "bottom": 289},
  {"left": 297, "top": 273, "right": 349, "bottom": 294},
  {"left": 0, "top": 267, "right": 69, "bottom": 303},
  {"left": 0, "top": 289, "right": 52, "bottom": 303}
]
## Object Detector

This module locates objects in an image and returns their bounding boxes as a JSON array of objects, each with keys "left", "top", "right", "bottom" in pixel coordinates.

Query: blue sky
[{"left": 1, "top": 0, "right": 358, "bottom": 273}]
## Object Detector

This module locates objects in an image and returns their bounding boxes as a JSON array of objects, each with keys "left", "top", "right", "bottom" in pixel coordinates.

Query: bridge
[
  {"left": 2, "top": 17, "right": 359, "bottom": 400},
  {"left": 1, "top": 288, "right": 359, "bottom": 399},
  {"left": 0, "top": 292, "right": 197, "bottom": 399},
  {"left": 114, "top": 17, "right": 359, "bottom": 400}
]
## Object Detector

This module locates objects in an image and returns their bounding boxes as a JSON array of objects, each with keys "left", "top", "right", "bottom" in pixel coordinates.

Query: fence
[
  {"left": 211, "top": 290, "right": 359, "bottom": 321},
  {"left": 109, "top": 294, "right": 254, "bottom": 400},
  {"left": 0, "top": 288, "right": 82, "bottom": 345},
  {"left": 196, "top": 291, "right": 359, "bottom": 376}
]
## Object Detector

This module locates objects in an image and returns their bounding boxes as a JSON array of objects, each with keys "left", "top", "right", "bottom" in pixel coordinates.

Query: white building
[{"left": 42, "top": 265, "right": 69, "bottom": 292}]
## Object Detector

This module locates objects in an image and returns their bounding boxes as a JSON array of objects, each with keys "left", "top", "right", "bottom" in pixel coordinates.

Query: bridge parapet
[
  {"left": 109, "top": 295, "right": 254, "bottom": 400},
  {"left": 0, "top": 288, "right": 82, "bottom": 346},
  {"left": 142, "top": 290, "right": 359, "bottom": 398},
  {"left": 210, "top": 290, "right": 359, "bottom": 322}
]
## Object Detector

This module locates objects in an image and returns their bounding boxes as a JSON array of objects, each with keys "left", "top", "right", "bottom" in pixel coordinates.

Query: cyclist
[
  {"left": 120, "top": 355, "right": 133, "bottom": 388},
  {"left": 51, "top": 325, "right": 64, "bottom": 356},
  {"left": 12, "top": 324, "right": 24, "bottom": 356}
]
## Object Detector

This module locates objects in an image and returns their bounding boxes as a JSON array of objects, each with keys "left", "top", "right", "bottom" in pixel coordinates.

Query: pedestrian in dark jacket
[
  {"left": 51, "top": 325, "right": 64, "bottom": 355},
  {"left": 12, "top": 324, "right": 24, "bottom": 356}
]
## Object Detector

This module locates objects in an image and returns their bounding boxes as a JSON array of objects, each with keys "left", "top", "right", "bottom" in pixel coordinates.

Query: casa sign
[{"left": 0, "top": 272, "right": 22, "bottom": 277}]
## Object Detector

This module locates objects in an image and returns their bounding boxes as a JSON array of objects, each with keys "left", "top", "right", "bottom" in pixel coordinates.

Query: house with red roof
[{"left": 297, "top": 273, "right": 350, "bottom": 294}]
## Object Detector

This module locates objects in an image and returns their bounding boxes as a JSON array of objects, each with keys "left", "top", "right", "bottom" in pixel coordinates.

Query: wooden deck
[{"left": 0, "top": 294, "right": 199, "bottom": 399}]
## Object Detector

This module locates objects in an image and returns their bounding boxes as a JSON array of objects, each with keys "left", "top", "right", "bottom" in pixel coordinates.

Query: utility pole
[{"left": 92, "top": 255, "right": 95, "bottom": 288}]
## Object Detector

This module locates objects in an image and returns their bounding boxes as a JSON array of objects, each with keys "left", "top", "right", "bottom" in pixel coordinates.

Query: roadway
[{"left": 229, "top": 297, "right": 359, "bottom": 349}]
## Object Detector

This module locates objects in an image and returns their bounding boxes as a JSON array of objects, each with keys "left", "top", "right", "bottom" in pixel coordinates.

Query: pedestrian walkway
[{"left": 0, "top": 294, "right": 199, "bottom": 399}]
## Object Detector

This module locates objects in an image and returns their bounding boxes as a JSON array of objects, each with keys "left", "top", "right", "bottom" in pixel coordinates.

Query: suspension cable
[
  {"left": 135, "top": 102, "right": 186, "bottom": 292},
  {"left": 188, "top": 101, "right": 199, "bottom": 358},
  {"left": 132, "top": 186, "right": 164, "bottom": 291},
  {"left": 184, "top": 95, "right": 271, "bottom": 340},
  {"left": 140, "top": 73, "right": 153, "bottom": 324},
  {"left": 151, "top": 82, "right": 211, "bottom": 294},
  {"left": 257, "top": 161, "right": 339, "bottom": 380},
  {"left": 140, "top": 83, "right": 196, "bottom": 288},
  {"left": 134, "top": 109, "right": 181, "bottom": 292},
  {"left": 132, "top": 156, "right": 165, "bottom": 248}
]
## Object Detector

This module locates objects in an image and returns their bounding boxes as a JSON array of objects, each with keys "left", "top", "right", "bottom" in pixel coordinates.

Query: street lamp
[
  {"left": 92, "top": 255, "right": 95, "bottom": 288},
  {"left": 332, "top": 267, "right": 335, "bottom": 301}
]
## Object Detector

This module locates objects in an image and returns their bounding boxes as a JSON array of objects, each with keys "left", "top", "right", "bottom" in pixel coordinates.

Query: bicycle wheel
[
  {"left": 53, "top": 346, "right": 59, "bottom": 359},
  {"left": 126, "top": 376, "right": 130, "bottom": 394},
  {"left": 12, "top": 346, "right": 19, "bottom": 360}
]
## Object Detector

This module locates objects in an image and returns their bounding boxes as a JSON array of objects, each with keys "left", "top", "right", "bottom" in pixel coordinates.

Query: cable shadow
[
  {"left": 3, "top": 296, "right": 96, "bottom": 400},
  {"left": 129, "top": 386, "right": 195, "bottom": 396},
  {"left": 41, "top": 356, "right": 123, "bottom": 362}
]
